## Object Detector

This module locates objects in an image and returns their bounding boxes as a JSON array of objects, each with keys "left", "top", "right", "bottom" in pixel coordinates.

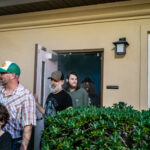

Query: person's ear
[
  {"left": 66, "top": 79, "right": 68, "bottom": 83},
  {"left": 0, "top": 121, "right": 4, "bottom": 126},
  {"left": 60, "top": 80, "right": 64, "bottom": 85},
  {"left": 62, "top": 80, "right": 64, "bottom": 84}
]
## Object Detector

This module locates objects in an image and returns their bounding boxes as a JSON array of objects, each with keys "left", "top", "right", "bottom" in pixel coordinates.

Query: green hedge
[{"left": 41, "top": 103, "right": 150, "bottom": 150}]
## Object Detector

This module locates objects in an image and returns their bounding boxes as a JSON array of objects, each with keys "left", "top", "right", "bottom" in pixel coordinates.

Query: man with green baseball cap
[{"left": 0, "top": 60, "right": 36, "bottom": 150}]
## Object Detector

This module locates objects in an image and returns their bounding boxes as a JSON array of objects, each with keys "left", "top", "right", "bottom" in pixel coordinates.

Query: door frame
[
  {"left": 141, "top": 25, "right": 150, "bottom": 110},
  {"left": 55, "top": 48, "right": 104, "bottom": 107},
  {"left": 33, "top": 46, "right": 104, "bottom": 149},
  {"left": 33, "top": 44, "right": 58, "bottom": 150},
  {"left": 148, "top": 34, "right": 150, "bottom": 109}
]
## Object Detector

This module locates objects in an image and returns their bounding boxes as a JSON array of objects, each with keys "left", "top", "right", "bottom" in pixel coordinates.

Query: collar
[{"left": 1, "top": 84, "right": 24, "bottom": 97}]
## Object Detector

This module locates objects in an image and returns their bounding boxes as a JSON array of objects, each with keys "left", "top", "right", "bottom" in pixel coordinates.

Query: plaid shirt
[{"left": 0, "top": 84, "right": 36, "bottom": 139}]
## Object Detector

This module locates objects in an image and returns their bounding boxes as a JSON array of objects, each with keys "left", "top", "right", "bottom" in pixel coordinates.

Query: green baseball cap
[{"left": 0, "top": 60, "right": 21, "bottom": 76}]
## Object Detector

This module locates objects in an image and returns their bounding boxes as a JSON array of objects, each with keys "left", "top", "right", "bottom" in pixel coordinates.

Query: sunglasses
[{"left": 0, "top": 72, "right": 9, "bottom": 75}]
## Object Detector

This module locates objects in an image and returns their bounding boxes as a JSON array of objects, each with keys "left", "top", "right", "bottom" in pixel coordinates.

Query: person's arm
[
  {"left": 21, "top": 94, "right": 36, "bottom": 150},
  {"left": 35, "top": 95, "right": 45, "bottom": 115},
  {"left": 20, "top": 125, "right": 32, "bottom": 150},
  {"left": 36, "top": 101, "right": 45, "bottom": 115}
]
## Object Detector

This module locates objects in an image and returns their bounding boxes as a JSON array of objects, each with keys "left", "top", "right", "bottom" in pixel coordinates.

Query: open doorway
[
  {"left": 34, "top": 44, "right": 103, "bottom": 150},
  {"left": 57, "top": 51, "right": 103, "bottom": 107}
]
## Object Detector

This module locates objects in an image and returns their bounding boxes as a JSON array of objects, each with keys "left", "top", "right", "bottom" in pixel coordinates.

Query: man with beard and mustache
[
  {"left": 65, "top": 72, "right": 89, "bottom": 107},
  {"left": 0, "top": 60, "right": 36, "bottom": 150},
  {"left": 35, "top": 71, "right": 72, "bottom": 118}
]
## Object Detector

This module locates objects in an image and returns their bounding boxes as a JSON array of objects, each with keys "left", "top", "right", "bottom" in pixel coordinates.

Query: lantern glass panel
[{"left": 116, "top": 44, "right": 125, "bottom": 53}]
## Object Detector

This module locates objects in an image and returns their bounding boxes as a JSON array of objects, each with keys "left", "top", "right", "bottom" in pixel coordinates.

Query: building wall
[{"left": 0, "top": 0, "right": 150, "bottom": 110}]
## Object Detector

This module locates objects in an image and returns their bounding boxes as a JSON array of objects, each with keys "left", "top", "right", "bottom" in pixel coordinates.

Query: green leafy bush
[{"left": 41, "top": 103, "right": 150, "bottom": 150}]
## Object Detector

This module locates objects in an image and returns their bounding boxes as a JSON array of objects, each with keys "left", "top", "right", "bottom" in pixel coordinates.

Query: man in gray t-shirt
[{"left": 66, "top": 72, "right": 89, "bottom": 107}]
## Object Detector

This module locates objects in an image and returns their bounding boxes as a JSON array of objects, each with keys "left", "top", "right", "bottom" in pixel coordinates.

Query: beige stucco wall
[{"left": 0, "top": 0, "right": 150, "bottom": 110}]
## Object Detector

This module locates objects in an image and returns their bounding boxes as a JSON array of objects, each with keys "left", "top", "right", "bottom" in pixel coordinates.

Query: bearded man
[
  {"left": 35, "top": 71, "right": 72, "bottom": 118},
  {"left": 66, "top": 72, "right": 89, "bottom": 107},
  {"left": 0, "top": 60, "right": 36, "bottom": 150}
]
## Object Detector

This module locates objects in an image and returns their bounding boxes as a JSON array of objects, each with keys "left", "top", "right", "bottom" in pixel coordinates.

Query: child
[{"left": 0, "top": 103, "right": 12, "bottom": 150}]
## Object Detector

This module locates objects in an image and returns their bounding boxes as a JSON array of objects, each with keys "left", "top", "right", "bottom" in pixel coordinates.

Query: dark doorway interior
[{"left": 58, "top": 52, "right": 102, "bottom": 107}]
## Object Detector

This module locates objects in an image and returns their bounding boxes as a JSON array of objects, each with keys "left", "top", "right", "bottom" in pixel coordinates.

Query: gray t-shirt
[{"left": 68, "top": 88, "right": 89, "bottom": 107}]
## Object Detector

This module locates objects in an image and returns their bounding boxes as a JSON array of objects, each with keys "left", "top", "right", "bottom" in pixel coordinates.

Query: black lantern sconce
[{"left": 113, "top": 38, "right": 129, "bottom": 55}]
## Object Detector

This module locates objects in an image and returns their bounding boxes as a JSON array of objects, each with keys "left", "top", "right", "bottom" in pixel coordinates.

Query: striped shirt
[{"left": 0, "top": 84, "right": 36, "bottom": 139}]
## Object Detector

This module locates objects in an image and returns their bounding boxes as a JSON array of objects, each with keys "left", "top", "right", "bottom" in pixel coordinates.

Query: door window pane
[{"left": 41, "top": 61, "right": 45, "bottom": 106}]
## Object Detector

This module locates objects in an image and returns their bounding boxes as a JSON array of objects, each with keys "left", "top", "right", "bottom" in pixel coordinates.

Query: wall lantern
[{"left": 113, "top": 38, "right": 129, "bottom": 55}]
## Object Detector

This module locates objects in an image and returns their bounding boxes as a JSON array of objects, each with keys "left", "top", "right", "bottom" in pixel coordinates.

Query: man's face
[
  {"left": 0, "top": 73, "right": 12, "bottom": 86},
  {"left": 68, "top": 74, "right": 78, "bottom": 89},
  {"left": 49, "top": 79, "right": 63, "bottom": 94},
  {"left": 51, "top": 79, "right": 60, "bottom": 88}
]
